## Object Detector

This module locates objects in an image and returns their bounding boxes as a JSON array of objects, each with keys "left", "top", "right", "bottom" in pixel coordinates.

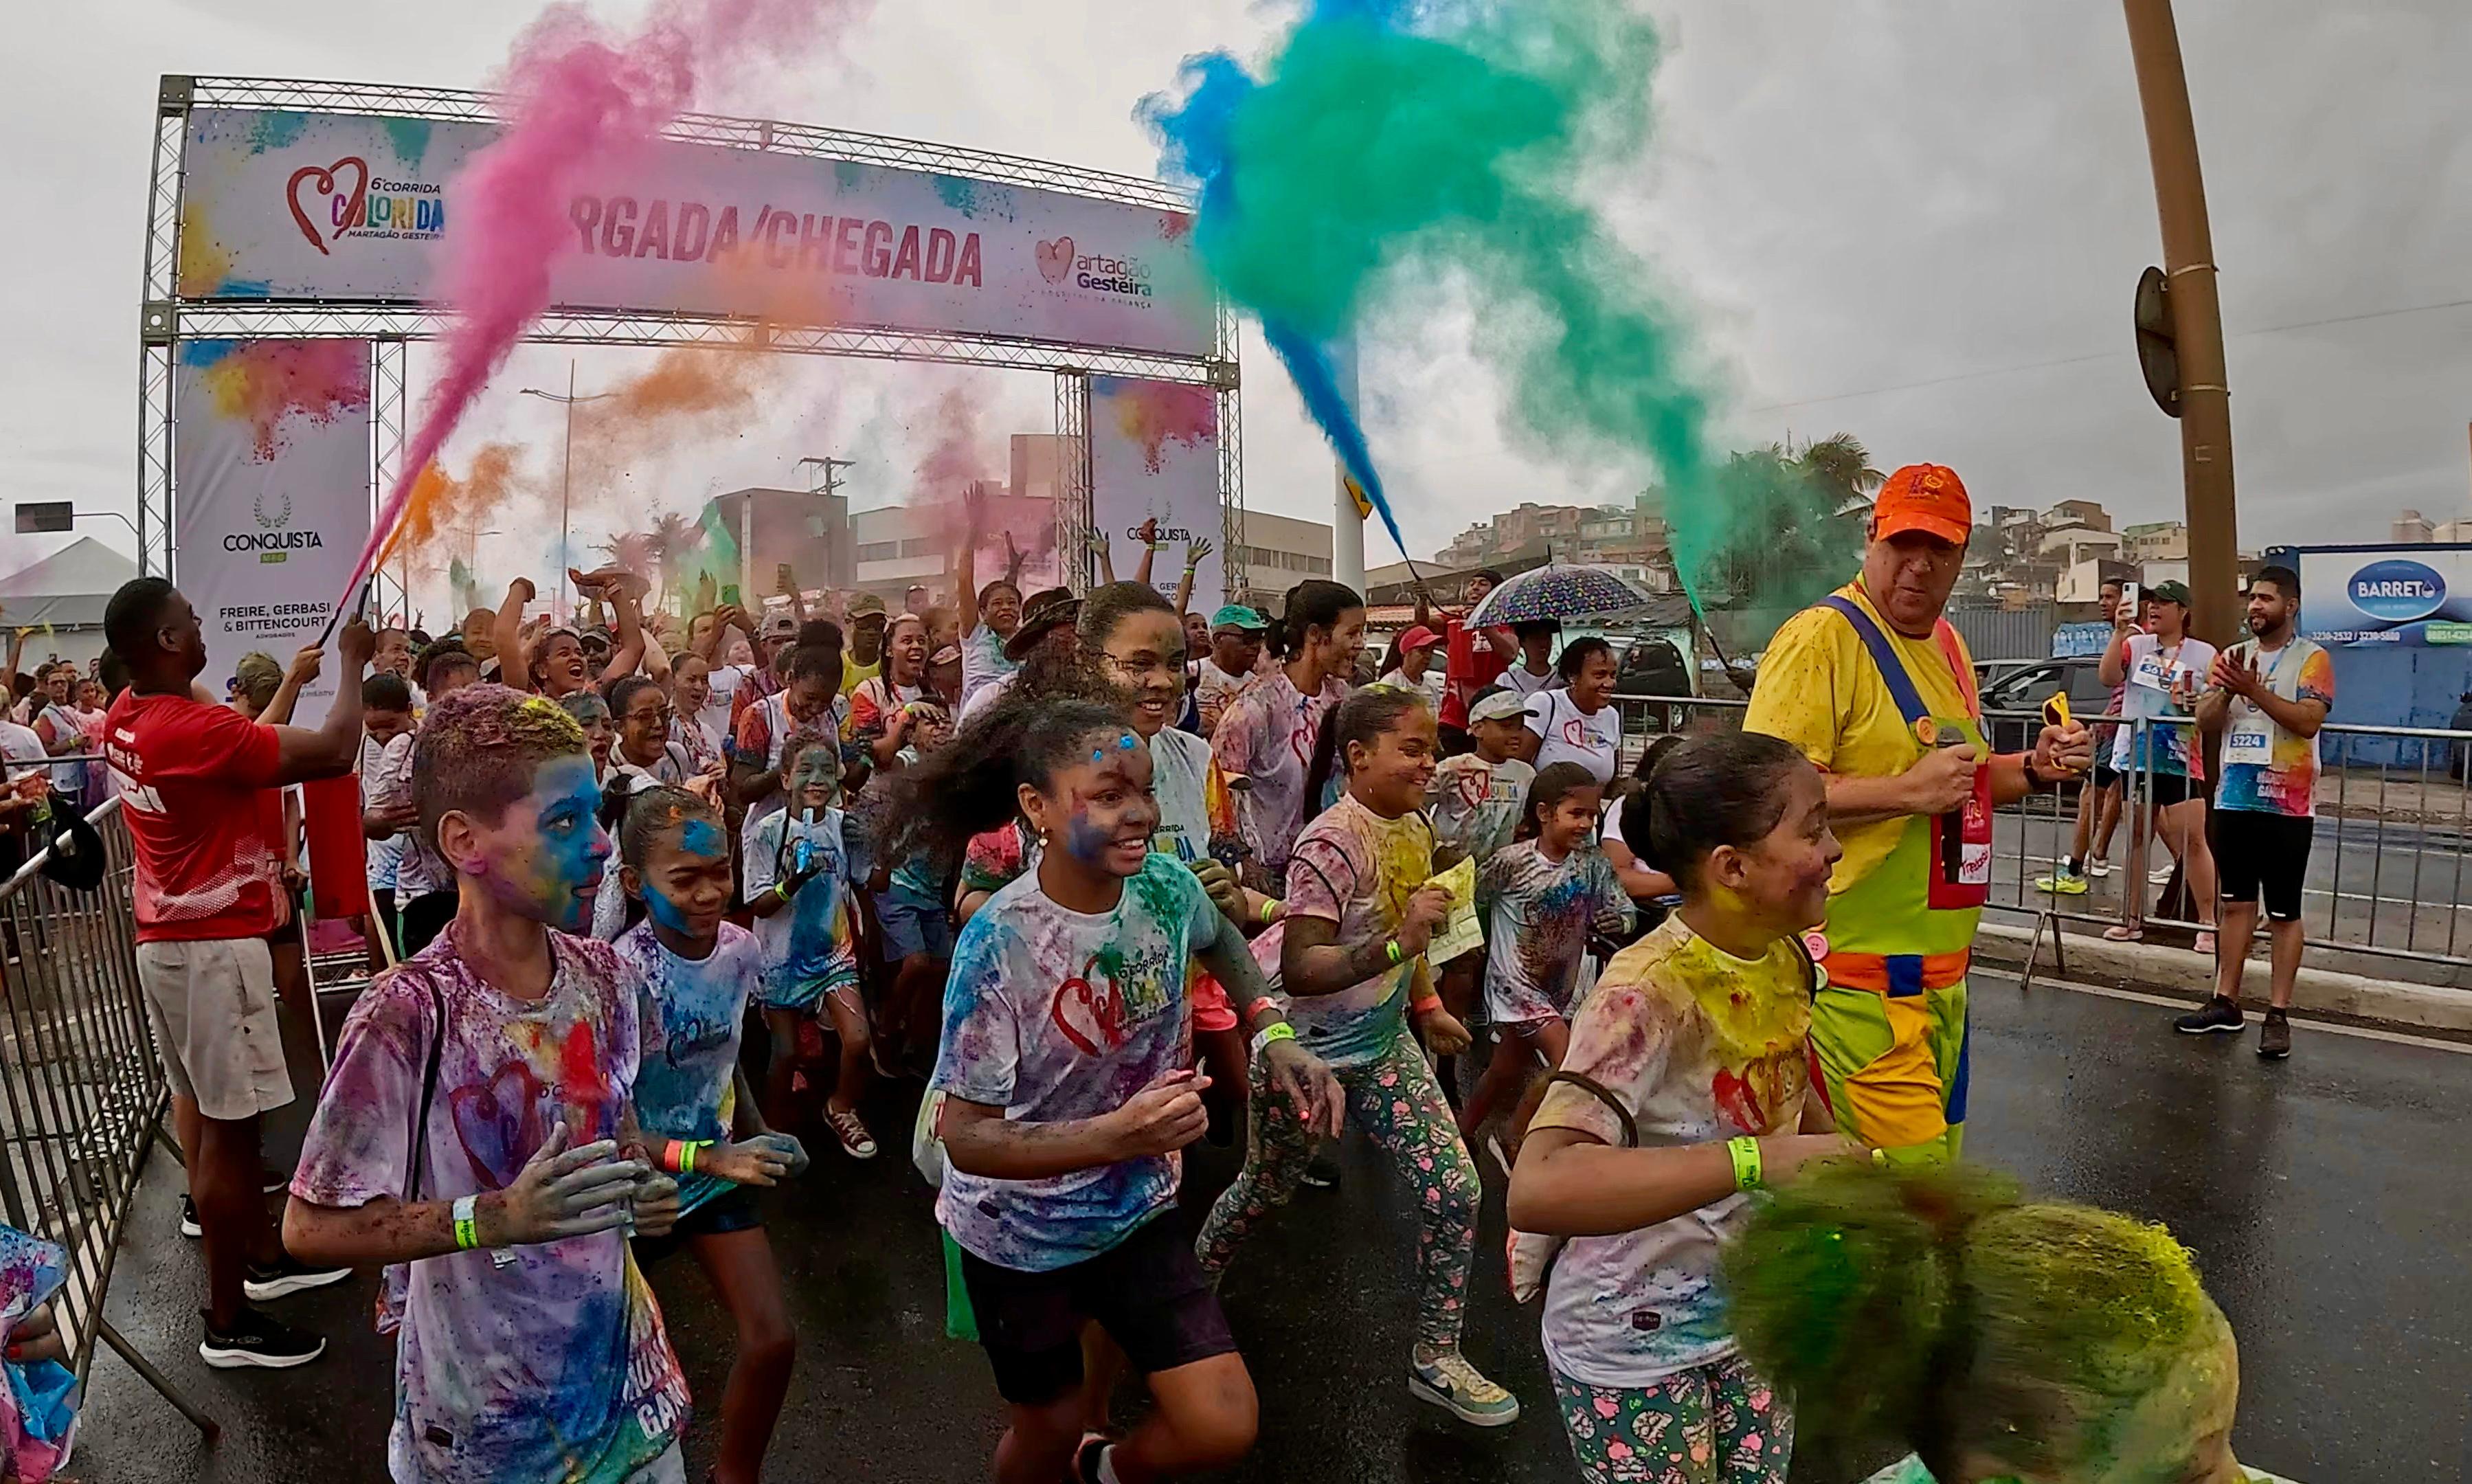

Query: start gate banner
[
  {"left": 172, "top": 339, "right": 374, "bottom": 729},
  {"left": 1088, "top": 376, "right": 1225, "bottom": 607},
  {"left": 177, "top": 108, "right": 1215, "bottom": 360}
]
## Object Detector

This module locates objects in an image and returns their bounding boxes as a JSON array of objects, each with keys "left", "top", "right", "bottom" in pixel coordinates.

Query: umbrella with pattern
[{"left": 1463, "top": 564, "right": 1661, "bottom": 628}]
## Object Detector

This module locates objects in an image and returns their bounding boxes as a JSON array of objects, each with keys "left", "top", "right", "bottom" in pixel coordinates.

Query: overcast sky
[{"left": 4, "top": 1, "right": 2468, "bottom": 604}]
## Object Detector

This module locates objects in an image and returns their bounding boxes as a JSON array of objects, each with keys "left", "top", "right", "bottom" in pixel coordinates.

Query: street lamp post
[{"left": 519, "top": 361, "right": 616, "bottom": 617}]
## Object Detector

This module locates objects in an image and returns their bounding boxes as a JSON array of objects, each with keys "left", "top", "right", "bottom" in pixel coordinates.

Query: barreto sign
[{"left": 177, "top": 107, "right": 1215, "bottom": 359}]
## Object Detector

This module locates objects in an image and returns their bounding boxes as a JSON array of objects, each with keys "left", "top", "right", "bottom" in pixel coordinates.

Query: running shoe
[
  {"left": 1408, "top": 1349, "right": 1521, "bottom": 1428},
  {"left": 2087, "top": 855, "right": 2114, "bottom": 878},
  {"left": 2149, "top": 861, "right": 2178, "bottom": 886},
  {"left": 2257, "top": 1009, "right": 2293, "bottom": 1060},
  {"left": 199, "top": 1308, "right": 326, "bottom": 1370},
  {"left": 827, "top": 1108, "right": 879, "bottom": 1160},
  {"left": 2173, "top": 997, "right": 2245, "bottom": 1035},
  {"left": 1299, "top": 1151, "right": 1342, "bottom": 1190},
  {"left": 2034, "top": 864, "right": 2089, "bottom": 895},
  {"left": 244, "top": 1252, "right": 352, "bottom": 1302},
  {"left": 179, "top": 1194, "right": 202, "bottom": 1240},
  {"left": 262, "top": 1167, "right": 291, "bottom": 1195}
]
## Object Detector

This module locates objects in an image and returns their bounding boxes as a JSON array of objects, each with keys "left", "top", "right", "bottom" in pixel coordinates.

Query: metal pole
[
  {"left": 557, "top": 359, "right": 576, "bottom": 618},
  {"left": 1329, "top": 337, "right": 1366, "bottom": 595},
  {"left": 2124, "top": 0, "right": 2240, "bottom": 651}
]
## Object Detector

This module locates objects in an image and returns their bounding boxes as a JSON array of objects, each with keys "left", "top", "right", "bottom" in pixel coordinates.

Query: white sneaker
[
  {"left": 2148, "top": 862, "right": 2177, "bottom": 886},
  {"left": 1408, "top": 1349, "right": 1520, "bottom": 1427},
  {"left": 2087, "top": 855, "right": 2113, "bottom": 879}
]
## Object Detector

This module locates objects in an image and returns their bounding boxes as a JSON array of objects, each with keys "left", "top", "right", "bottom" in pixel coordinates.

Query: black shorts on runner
[
  {"left": 2141, "top": 771, "right": 2199, "bottom": 808},
  {"left": 2214, "top": 810, "right": 2314, "bottom": 921},
  {"left": 2091, "top": 761, "right": 2122, "bottom": 791},
  {"left": 956, "top": 1212, "right": 1236, "bottom": 1406},
  {"left": 633, "top": 1182, "right": 763, "bottom": 1264}
]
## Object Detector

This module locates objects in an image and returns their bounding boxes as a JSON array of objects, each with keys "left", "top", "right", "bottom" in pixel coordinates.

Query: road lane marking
[{"left": 1977, "top": 970, "right": 2472, "bottom": 1056}]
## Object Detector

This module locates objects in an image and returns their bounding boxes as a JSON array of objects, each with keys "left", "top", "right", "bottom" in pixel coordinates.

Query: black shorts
[
  {"left": 633, "top": 1183, "right": 764, "bottom": 1264},
  {"left": 2139, "top": 771, "right": 2199, "bottom": 808},
  {"left": 956, "top": 1212, "right": 1235, "bottom": 1406},
  {"left": 2214, "top": 811, "right": 2314, "bottom": 921},
  {"left": 2091, "top": 761, "right": 2122, "bottom": 791}
]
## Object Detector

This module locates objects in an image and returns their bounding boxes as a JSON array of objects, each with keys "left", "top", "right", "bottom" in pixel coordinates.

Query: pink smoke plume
[{"left": 334, "top": 0, "right": 870, "bottom": 624}]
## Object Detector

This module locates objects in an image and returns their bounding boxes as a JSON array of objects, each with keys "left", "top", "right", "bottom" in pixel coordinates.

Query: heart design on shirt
[
  {"left": 1048, "top": 955, "right": 1125, "bottom": 1057},
  {"left": 1454, "top": 769, "right": 1488, "bottom": 811},
  {"left": 448, "top": 1058, "right": 548, "bottom": 1190}
]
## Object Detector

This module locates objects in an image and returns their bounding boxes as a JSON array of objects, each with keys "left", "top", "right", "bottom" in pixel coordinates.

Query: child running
[
  {"left": 1426, "top": 689, "right": 1538, "bottom": 864},
  {"left": 884, "top": 690, "right": 1342, "bottom": 1484},
  {"left": 1197, "top": 686, "right": 1520, "bottom": 1429},
  {"left": 743, "top": 732, "right": 874, "bottom": 1159},
  {"left": 1454, "top": 762, "right": 1634, "bottom": 1154},
  {"left": 284, "top": 684, "right": 694, "bottom": 1483},
  {"left": 1504, "top": 732, "right": 1860, "bottom": 1484},
  {"left": 1726, "top": 1162, "right": 2302, "bottom": 1484},
  {"left": 611, "top": 785, "right": 807, "bottom": 1484}
]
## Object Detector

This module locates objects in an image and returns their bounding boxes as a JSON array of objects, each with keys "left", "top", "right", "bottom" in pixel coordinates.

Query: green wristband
[
  {"left": 452, "top": 1194, "right": 481, "bottom": 1251},
  {"left": 1384, "top": 938, "right": 1405, "bottom": 966},
  {"left": 1727, "top": 1136, "right": 1764, "bottom": 1192}
]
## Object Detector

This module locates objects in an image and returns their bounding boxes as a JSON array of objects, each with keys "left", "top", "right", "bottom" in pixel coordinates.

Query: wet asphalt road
[{"left": 73, "top": 971, "right": 2472, "bottom": 1483}]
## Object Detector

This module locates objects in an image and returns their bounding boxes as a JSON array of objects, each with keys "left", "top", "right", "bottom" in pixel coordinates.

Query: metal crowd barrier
[
  {"left": 0, "top": 797, "right": 218, "bottom": 1439},
  {"left": 1609, "top": 695, "right": 2472, "bottom": 979}
]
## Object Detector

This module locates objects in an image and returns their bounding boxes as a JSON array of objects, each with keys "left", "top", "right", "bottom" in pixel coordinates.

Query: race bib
[
  {"left": 2130, "top": 649, "right": 2173, "bottom": 692},
  {"left": 2224, "top": 703, "right": 2273, "bottom": 765}
]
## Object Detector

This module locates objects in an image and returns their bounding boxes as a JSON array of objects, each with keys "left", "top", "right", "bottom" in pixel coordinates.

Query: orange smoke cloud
[{"left": 379, "top": 441, "right": 533, "bottom": 580}]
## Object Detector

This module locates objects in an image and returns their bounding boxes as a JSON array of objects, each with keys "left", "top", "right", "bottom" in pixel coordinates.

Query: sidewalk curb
[{"left": 1973, "top": 921, "right": 2472, "bottom": 1034}]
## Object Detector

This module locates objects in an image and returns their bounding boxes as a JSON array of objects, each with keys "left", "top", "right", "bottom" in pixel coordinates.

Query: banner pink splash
[
  {"left": 1106, "top": 378, "right": 1217, "bottom": 474},
  {"left": 335, "top": 0, "right": 870, "bottom": 619},
  {"left": 187, "top": 340, "right": 372, "bottom": 461}
]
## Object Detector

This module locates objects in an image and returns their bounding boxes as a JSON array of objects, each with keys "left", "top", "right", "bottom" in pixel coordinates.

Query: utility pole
[
  {"left": 1329, "top": 337, "right": 1366, "bottom": 596},
  {"left": 2124, "top": 0, "right": 2240, "bottom": 649}
]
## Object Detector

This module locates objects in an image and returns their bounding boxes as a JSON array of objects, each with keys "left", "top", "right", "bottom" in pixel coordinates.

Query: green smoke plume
[{"left": 1148, "top": 0, "right": 1773, "bottom": 598}]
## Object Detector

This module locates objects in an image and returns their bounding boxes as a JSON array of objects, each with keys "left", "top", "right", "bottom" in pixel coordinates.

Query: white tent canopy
[{"left": 0, "top": 537, "right": 138, "bottom": 666}]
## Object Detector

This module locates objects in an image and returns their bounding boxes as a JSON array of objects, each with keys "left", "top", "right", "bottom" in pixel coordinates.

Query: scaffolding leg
[
  {"left": 98, "top": 1318, "right": 220, "bottom": 1443},
  {"left": 2022, "top": 911, "right": 2052, "bottom": 993}
]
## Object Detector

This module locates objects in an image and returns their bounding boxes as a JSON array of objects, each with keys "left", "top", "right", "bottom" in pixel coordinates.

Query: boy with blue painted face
[
  {"left": 284, "top": 684, "right": 695, "bottom": 1484},
  {"left": 614, "top": 784, "right": 808, "bottom": 1484}
]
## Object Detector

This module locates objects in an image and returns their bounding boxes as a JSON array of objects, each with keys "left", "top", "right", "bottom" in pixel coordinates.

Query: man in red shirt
[
  {"left": 102, "top": 577, "right": 373, "bottom": 1369},
  {"left": 1426, "top": 568, "right": 1514, "bottom": 754}
]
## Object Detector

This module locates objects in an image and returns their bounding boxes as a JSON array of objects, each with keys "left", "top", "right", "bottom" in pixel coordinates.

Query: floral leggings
[
  {"left": 1195, "top": 1032, "right": 1479, "bottom": 1351},
  {"left": 1552, "top": 1356, "right": 1793, "bottom": 1484}
]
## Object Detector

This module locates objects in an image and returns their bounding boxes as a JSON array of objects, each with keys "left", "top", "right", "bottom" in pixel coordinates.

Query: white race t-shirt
[
  {"left": 699, "top": 662, "right": 750, "bottom": 743},
  {"left": 1501, "top": 664, "right": 1558, "bottom": 697},
  {"left": 1525, "top": 689, "right": 1621, "bottom": 783}
]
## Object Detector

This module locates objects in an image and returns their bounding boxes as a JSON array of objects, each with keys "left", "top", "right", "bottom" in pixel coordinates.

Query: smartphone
[
  {"left": 2119, "top": 582, "right": 2142, "bottom": 622},
  {"left": 721, "top": 583, "right": 741, "bottom": 608}
]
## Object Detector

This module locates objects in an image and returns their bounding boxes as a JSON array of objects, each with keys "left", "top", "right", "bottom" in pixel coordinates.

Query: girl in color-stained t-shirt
[
  {"left": 1453, "top": 763, "right": 1632, "bottom": 1153},
  {"left": 1198, "top": 686, "right": 1524, "bottom": 1430},
  {"left": 1505, "top": 731, "right": 1852, "bottom": 1484},
  {"left": 611, "top": 785, "right": 808, "bottom": 1484},
  {"left": 889, "top": 688, "right": 1336, "bottom": 1484}
]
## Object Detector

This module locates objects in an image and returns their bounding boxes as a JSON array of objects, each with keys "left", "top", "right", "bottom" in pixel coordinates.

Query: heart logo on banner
[
  {"left": 1035, "top": 236, "right": 1075, "bottom": 284},
  {"left": 287, "top": 157, "right": 370, "bottom": 256}
]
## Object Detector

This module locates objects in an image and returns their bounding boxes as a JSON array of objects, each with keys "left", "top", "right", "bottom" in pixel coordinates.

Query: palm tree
[
  {"left": 1795, "top": 432, "right": 1885, "bottom": 516},
  {"left": 649, "top": 510, "right": 701, "bottom": 606}
]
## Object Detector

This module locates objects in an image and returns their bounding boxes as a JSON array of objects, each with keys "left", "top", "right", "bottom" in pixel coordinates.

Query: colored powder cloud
[
  {"left": 1105, "top": 379, "right": 1217, "bottom": 475},
  {"left": 1143, "top": 0, "right": 1724, "bottom": 585},
  {"left": 188, "top": 339, "right": 372, "bottom": 462},
  {"left": 344, "top": 0, "right": 874, "bottom": 618}
]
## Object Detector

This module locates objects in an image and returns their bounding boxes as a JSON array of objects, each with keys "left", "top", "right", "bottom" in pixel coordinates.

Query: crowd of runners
[{"left": 86, "top": 469, "right": 2307, "bottom": 1482}]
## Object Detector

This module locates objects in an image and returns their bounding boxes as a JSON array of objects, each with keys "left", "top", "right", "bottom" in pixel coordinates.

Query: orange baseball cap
[{"left": 1869, "top": 464, "right": 1973, "bottom": 545}]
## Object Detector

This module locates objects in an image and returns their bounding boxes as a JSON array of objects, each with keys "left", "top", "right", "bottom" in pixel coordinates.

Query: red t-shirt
[
  {"left": 1440, "top": 616, "right": 1509, "bottom": 730},
  {"left": 104, "top": 690, "right": 285, "bottom": 943}
]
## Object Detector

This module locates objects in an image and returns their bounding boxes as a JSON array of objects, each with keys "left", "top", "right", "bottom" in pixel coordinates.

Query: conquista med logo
[
  {"left": 227, "top": 493, "right": 324, "bottom": 565},
  {"left": 1034, "top": 236, "right": 1156, "bottom": 300}
]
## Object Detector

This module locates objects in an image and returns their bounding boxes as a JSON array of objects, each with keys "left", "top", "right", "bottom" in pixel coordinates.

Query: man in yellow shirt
[{"left": 1744, "top": 464, "right": 2089, "bottom": 1160}]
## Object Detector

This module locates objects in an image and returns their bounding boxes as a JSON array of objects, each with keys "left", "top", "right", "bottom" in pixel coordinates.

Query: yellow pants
[{"left": 1808, "top": 978, "right": 1969, "bottom": 1163}]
